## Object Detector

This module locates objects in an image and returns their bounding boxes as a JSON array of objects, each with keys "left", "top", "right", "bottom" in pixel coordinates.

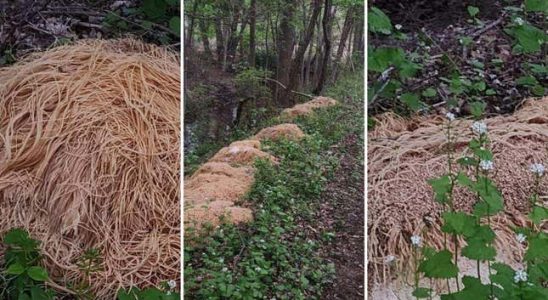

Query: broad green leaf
[
  {"left": 467, "top": 6, "right": 480, "bottom": 17},
  {"left": 27, "top": 266, "right": 49, "bottom": 281},
  {"left": 412, "top": 287, "right": 432, "bottom": 298},
  {"left": 29, "top": 286, "right": 52, "bottom": 300},
  {"left": 442, "top": 212, "right": 477, "bottom": 237},
  {"left": 400, "top": 93, "right": 425, "bottom": 112},
  {"left": 368, "top": 7, "right": 392, "bottom": 34},
  {"left": 419, "top": 250, "right": 459, "bottom": 279},
  {"left": 473, "top": 176, "right": 503, "bottom": 217},
  {"left": 368, "top": 47, "right": 405, "bottom": 72},
  {"left": 456, "top": 172, "right": 474, "bottom": 187},
  {"left": 529, "top": 206, "right": 548, "bottom": 225},
  {"left": 525, "top": 0, "right": 548, "bottom": 12},
  {"left": 525, "top": 235, "right": 548, "bottom": 261},
  {"left": 428, "top": 175, "right": 452, "bottom": 204},
  {"left": 399, "top": 61, "right": 421, "bottom": 79},
  {"left": 462, "top": 239, "right": 496, "bottom": 261},
  {"left": 513, "top": 24, "right": 545, "bottom": 54},
  {"left": 441, "top": 276, "right": 491, "bottom": 300},
  {"left": 6, "top": 262, "right": 25, "bottom": 275}
]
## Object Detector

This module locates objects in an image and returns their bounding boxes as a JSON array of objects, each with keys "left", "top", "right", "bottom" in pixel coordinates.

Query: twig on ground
[{"left": 260, "top": 77, "right": 315, "bottom": 99}]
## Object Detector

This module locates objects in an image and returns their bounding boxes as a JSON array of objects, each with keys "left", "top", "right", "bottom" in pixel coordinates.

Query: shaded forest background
[{"left": 183, "top": 0, "right": 364, "bottom": 165}]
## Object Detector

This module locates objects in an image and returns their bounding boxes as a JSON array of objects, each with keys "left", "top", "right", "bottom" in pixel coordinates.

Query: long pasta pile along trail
[
  {"left": 0, "top": 39, "right": 180, "bottom": 298},
  {"left": 368, "top": 97, "right": 548, "bottom": 284}
]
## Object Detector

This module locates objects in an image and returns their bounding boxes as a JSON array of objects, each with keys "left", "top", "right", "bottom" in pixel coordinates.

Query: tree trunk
[
  {"left": 352, "top": 15, "right": 364, "bottom": 63},
  {"left": 275, "top": 0, "right": 296, "bottom": 107},
  {"left": 214, "top": 17, "right": 225, "bottom": 62},
  {"left": 248, "top": 0, "right": 256, "bottom": 68},
  {"left": 285, "top": 0, "right": 322, "bottom": 105},
  {"left": 313, "top": 0, "right": 333, "bottom": 95},
  {"left": 331, "top": 6, "right": 356, "bottom": 81},
  {"left": 199, "top": 19, "right": 213, "bottom": 58},
  {"left": 185, "top": 0, "right": 199, "bottom": 51}
]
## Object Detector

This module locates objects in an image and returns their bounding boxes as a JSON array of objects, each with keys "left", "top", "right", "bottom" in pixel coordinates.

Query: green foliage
[
  {"left": 525, "top": 0, "right": 548, "bottom": 12},
  {"left": 1, "top": 228, "right": 55, "bottom": 299},
  {"left": 467, "top": 6, "right": 480, "bottom": 18},
  {"left": 185, "top": 70, "right": 363, "bottom": 299},
  {"left": 103, "top": 0, "right": 180, "bottom": 43},
  {"left": 234, "top": 68, "right": 272, "bottom": 101},
  {"left": 117, "top": 285, "right": 180, "bottom": 300},
  {"left": 368, "top": 7, "right": 392, "bottom": 35},
  {"left": 412, "top": 95, "right": 548, "bottom": 299},
  {"left": 419, "top": 250, "right": 459, "bottom": 279}
]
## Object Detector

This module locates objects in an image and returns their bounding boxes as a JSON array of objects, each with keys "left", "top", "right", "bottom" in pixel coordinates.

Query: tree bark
[
  {"left": 248, "top": 0, "right": 256, "bottom": 68},
  {"left": 313, "top": 0, "right": 334, "bottom": 95},
  {"left": 285, "top": 0, "right": 322, "bottom": 105},
  {"left": 214, "top": 17, "right": 225, "bottom": 62},
  {"left": 331, "top": 6, "right": 356, "bottom": 81},
  {"left": 199, "top": 19, "right": 213, "bottom": 58},
  {"left": 185, "top": 0, "right": 199, "bottom": 51},
  {"left": 275, "top": 0, "right": 296, "bottom": 107}
]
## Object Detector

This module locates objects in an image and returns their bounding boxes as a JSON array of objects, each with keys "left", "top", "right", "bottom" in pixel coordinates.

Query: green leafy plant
[
  {"left": 117, "top": 282, "right": 180, "bottom": 300},
  {"left": 1, "top": 228, "right": 55, "bottom": 299},
  {"left": 405, "top": 103, "right": 548, "bottom": 299}
]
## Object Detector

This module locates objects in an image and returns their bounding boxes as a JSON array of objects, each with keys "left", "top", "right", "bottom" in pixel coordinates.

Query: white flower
[
  {"left": 516, "top": 233, "right": 526, "bottom": 244},
  {"left": 514, "top": 269, "right": 528, "bottom": 283},
  {"left": 255, "top": 267, "right": 261, "bottom": 272},
  {"left": 167, "top": 279, "right": 177, "bottom": 290},
  {"left": 529, "top": 163, "right": 545, "bottom": 177},
  {"left": 472, "top": 121, "right": 487, "bottom": 135},
  {"left": 514, "top": 17, "right": 524, "bottom": 26},
  {"left": 446, "top": 112, "right": 456, "bottom": 121},
  {"left": 222, "top": 267, "right": 228, "bottom": 272},
  {"left": 395, "top": 24, "right": 402, "bottom": 30},
  {"left": 480, "top": 160, "right": 494, "bottom": 171},
  {"left": 384, "top": 255, "right": 396, "bottom": 264},
  {"left": 410, "top": 235, "right": 421, "bottom": 247}
]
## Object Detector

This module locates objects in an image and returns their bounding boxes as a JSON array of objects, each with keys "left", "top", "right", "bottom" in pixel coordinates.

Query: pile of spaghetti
[
  {"left": 368, "top": 97, "right": 547, "bottom": 284},
  {"left": 0, "top": 39, "right": 180, "bottom": 298}
]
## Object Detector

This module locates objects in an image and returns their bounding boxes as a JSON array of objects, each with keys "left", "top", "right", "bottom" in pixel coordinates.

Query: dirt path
[{"left": 320, "top": 134, "right": 365, "bottom": 299}]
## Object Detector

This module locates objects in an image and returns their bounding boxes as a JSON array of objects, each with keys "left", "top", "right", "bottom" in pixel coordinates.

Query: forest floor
[
  {"left": 369, "top": 0, "right": 546, "bottom": 118},
  {"left": 0, "top": 0, "right": 179, "bottom": 66},
  {"left": 318, "top": 134, "right": 365, "bottom": 300},
  {"left": 184, "top": 69, "right": 364, "bottom": 299}
]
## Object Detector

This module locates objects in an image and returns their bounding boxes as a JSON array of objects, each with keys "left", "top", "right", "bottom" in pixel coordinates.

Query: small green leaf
[
  {"left": 27, "top": 266, "right": 49, "bottom": 281},
  {"left": 525, "top": 235, "right": 548, "bottom": 261},
  {"left": 516, "top": 76, "right": 539, "bottom": 86},
  {"left": 467, "top": 6, "right": 480, "bottom": 17},
  {"left": 442, "top": 212, "right": 477, "bottom": 237},
  {"left": 422, "top": 88, "right": 437, "bottom": 97},
  {"left": 469, "top": 101, "right": 487, "bottom": 118},
  {"left": 529, "top": 206, "right": 548, "bottom": 225},
  {"left": 6, "top": 262, "right": 26, "bottom": 275},
  {"left": 485, "top": 89, "right": 496, "bottom": 96},
  {"left": 428, "top": 175, "right": 452, "bottom": 204},
  {"left": 400, "top": 93, "right": 426, "bottom": 112},
  {"left": 525, "top": 0, "right": 548, "bottom": 12},
  {"left": 419, "top": 250, "right": 459, "bottom": 279},
  {"left": 441, "top": 276, "right": 491, "bottom": 300},
  {"left": 412, "top": 287, "right": 432, "bottom": 298},
  {"left": 462, "top": 239, "right": 496, "bottom": 261},
  {"left": 530, "top": 85, "right": 545, "bottom": 96}
]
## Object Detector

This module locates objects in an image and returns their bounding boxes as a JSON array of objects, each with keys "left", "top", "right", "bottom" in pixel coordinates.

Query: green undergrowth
[{"left": 184, "top": 71, "right": 364, "bottom": 299}]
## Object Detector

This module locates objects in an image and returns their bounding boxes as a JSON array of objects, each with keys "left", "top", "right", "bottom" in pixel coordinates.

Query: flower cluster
[
  {"left": 529, "top": 163, "right": 545, "bottom": 177},
  {"left": 515, "top": 233, "right": 526, "bottom": 244},
  {"left": 410, "top": 235, "right": 421, "bottom": 247},
  {"left": 514, "top": 269, "right": 528, "bottom": 283},
  {"left": 480, "top": 160, "right": 494, "bottom": 171},
  {"left": 446, "top": 112, "right": 456, "bottom": 121},
  {"left": 472, "top": 121, "right": 487, "bottom": 135}
]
